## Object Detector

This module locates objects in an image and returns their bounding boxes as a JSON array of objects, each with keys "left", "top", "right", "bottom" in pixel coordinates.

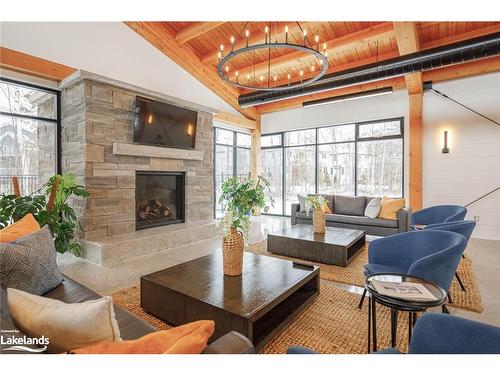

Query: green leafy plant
[
  {"left": 305, "top": 195, "right": 328, "bottom": 213},
  {"left": 0, "top": 174, "right": 88, "bottom": 256},
  {"left": 217, "top": 176, "right": 273, "bottom": 238}
]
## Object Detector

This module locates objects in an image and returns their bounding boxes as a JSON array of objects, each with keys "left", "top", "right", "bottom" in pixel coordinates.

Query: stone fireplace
[
  {"left": 58, "top": 71, "right": 218, "bottom": 266},
  {"left": 135, "top": 171, "right": 185, "bottom": 230}
]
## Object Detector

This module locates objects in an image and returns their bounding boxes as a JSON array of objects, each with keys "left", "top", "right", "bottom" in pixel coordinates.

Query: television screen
[{"left": 133, "top": 96, "right": 198, "bottom": 149}]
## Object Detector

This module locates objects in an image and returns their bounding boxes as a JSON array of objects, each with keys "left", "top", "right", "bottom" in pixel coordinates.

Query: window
[
  {"left": 261, "top": 148, "right": 283, "bottom": 214},
  {"left": 0, "top": 79, "right": 60, "bottom": 196},
  {"left": 213, "top": 127, "right": 252, "bottom": 218},
  {"left": 260, "top": 118, "right": 404, "bottom": 215}
]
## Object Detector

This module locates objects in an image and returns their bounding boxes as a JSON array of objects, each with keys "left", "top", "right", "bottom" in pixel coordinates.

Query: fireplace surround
[{"left": 135, "top": 171, "right": 185, "bottom": 230}]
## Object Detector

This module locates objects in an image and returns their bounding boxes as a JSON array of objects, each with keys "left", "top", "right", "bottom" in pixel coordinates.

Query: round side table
[{"left": 365, "top": 273, "right": 447, "bottom": 353}]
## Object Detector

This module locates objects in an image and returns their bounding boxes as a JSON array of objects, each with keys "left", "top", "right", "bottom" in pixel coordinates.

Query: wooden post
[
  {"left": 251, "top": 116, "right": 262, "bottom": 215},
  {"left": 409, "top": 93, "right": 423, "bottom": 210}
]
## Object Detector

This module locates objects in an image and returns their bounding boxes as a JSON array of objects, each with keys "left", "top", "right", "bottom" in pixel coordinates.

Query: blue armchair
[
  {"left": 412, "top": 205, "right": 467, "bottom": 226},
  {"left": 424, "top": 220, "right": 476, "bottom": 292},
  {"left": 288, "top": 313, "right": 500, "bottom": 354},
  {"left": 358, "top": 230, "right": 468, "bottom": 310}
]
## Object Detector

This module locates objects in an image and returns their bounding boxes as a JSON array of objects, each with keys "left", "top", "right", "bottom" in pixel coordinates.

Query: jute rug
[
  {"left": 111, "top": 281, "right": 412, "bottom": 354},
  {"left": 247, "top": 240, "right": 483, "bottom": 313}
]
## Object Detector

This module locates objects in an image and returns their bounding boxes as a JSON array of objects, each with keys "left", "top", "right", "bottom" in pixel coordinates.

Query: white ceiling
[{"left": 0, "top": 22, "right": 240, "bottom": 115}]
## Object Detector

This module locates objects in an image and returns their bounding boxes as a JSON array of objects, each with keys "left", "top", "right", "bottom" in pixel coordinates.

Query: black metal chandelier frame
[{"left": 217, "top": 27, "right": 330, "bottom": 92}]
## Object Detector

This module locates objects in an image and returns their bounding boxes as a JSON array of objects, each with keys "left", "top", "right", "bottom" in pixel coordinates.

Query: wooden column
[
  {"left": 409, "top": 93, "right": 423, "bottom": 210},
  {"left": 251, "top": 117, "right": 262, "bottom": 215}
]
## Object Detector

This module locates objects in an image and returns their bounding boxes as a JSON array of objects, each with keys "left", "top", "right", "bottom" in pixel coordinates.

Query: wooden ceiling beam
[
  {"left": 255, "top": 77, "right": 406, "bottom": 114},
  {"left": 214, "top": 111, "right": 257, "bottom": 130},
  {"left": 175, "top": 22, "right": 226, "bottom": 44},
  {"left": 423, "top": 55, "right": 500, "bottom": 82},
  {"left": 200, "top": 22, "right": 304, "bottom": 64},
  {"left": 393, "top": 22, "right": 422, "bottom": 95},
  {"left": 420, "top": 24, "right": 500, "bottom": 50},
  {"left": 231, "top": 22, "right": 395, "bottom": 80},
  {"left": 0, "top": 47, "right": 76, "bottom": 82},
  {"left": 125, "top": 22, "right": 259, "bottom": 120}
]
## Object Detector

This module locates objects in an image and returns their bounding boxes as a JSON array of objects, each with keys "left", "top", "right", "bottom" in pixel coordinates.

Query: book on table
[{"left": 370, "top": 280, "right": 437, "bottom": 301}]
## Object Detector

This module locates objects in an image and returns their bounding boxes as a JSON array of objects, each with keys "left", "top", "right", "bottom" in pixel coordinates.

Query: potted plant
[
  {"left": 218, "top": 176, "right": 272, "bottom": 276},
  {"left": 0, "top": 174, "right": 88, "bottom": 256},
  {"left": 305, "top": 195, "right": 329, "bottom": 234}
]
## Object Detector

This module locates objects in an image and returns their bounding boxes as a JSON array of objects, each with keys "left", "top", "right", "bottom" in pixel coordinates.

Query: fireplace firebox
[{"left": 135, "top": 171, "right": 185, "bottom": 230}]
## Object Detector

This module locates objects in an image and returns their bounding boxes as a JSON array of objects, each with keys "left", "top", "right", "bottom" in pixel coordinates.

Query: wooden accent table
[
  {"left": 267, "top": 224, "right": 366, "bottom": 267},
  {"left": 141, "top": 252, "right": 319, "bottom": 351}
]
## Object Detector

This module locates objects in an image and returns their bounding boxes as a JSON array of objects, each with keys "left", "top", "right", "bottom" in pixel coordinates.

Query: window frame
[
  {"left": 213, "top": 126, "right": 252, "bottom": 218},
  {"left": 260, "top": 117, "right": 404, "bottom": 216},
  {"left": 0, "top": 77, "right": 62, "bottom": 175}
]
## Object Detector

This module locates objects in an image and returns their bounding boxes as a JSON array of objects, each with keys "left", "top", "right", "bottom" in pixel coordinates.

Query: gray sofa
[{"left": 291, "top": 194, "right": 411, "bottom": 236}]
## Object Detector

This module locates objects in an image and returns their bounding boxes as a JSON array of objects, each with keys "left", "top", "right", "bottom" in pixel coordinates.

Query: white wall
[
  {"left": 0, "top": 22, "right": 239, "bottom": 114},
  {"left": 423, "top": 73, "right": 500, "bottom": 240},
  {"left": 262, "top": 73, "right": 500, "bottom": 240}
]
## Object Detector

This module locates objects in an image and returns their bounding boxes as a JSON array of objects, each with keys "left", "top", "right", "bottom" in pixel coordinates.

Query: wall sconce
[
  {"left": 186, "top": 123, "right": 194, "bottom": 136},
  {"left": 147, "top": 114, "right": 153, "bottom": 125},
  {"left": 442, "top": 130, "right": 450, "bottom": 153}
]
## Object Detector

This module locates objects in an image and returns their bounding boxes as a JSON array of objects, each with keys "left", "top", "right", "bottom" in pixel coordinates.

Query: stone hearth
[{"left": 58, "top": 71, "right": 218, "bottom": 266}]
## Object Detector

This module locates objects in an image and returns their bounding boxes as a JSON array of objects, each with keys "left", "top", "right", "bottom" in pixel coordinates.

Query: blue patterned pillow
[{"left": 0, "top": 226, "right": 63, "bottom": 295}]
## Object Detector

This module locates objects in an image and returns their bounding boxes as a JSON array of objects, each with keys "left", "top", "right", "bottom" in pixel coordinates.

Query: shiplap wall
[{"left": 423, "top": 72, "right": 500, "bottom": 240}]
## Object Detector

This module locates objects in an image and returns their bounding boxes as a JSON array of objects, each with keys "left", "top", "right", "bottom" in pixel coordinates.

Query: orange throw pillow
[
  {"left": 0, "top": 214, "right": 41, "bottom": 243},
  {"left": 378, "top": 197, "right": 405, "bottom": 220},
  {"left": 323, "top": 205, "right": 332, "bottom": 214},
  {"left": 69, "top": 320, "right": 215, "bottom": 354}
]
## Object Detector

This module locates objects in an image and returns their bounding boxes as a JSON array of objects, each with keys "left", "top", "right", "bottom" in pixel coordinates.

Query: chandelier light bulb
[
  {"left": 217, "top": 51, "right": 222, "bottom": 61},
  {"left": 245, "top": 29, "right": 250, "bottom": 46},
  {"left": 235, "top": 71, "right": 239, "bottom": 77},
  {"left": 225, "top": 66, "right": 229, "bottom": 73},
  {"left": 246, "top": 74, "right": 250, "bottom": 81},
  {"left": 287, "top": 73, "right": 291, "bottom": 80},
  {"left": 230, "top": 36, "right": 235, "bottom": 44},
  {"left": 303, "top": 30, "right": 307, "bottom": 37},
  {"left": 285, "top": 26, "right": 289, "bottom": 33},
  {"left": 259, "top": 75, "right": 264, "bottom": 82},
  {"left": 315, "top": 35, "right": 319, "bottom": 43},
  {"left": 265, "top": 26, "right": 269, "bottom": 33},
  {"left": 285, "top": 25, "right": 289, "bottom": 43},
  {"left": 273, "top": 75, "right": 277, "bottom": 82},
  {"left": 300, "top": 70, "right": 304, "bottom": 76}
]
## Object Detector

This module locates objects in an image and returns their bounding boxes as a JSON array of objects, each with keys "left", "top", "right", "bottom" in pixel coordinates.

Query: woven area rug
[
  {"left": 111, "top": 281, "right": 412, "bottom": 354},
  {"left": 247, "top": 240, "right": 483, "bottom": 313}
]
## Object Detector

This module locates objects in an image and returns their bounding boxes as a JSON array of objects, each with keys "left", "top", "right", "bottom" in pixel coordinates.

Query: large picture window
[
  {"left": 0, "top": 78, "right": 60, "bottom": 195},
  {"left": 214, "top": 127, "right": 251, "bottom": 218},
  {"left": 261, "top": 118, "right": 404, "bottom": 215}
]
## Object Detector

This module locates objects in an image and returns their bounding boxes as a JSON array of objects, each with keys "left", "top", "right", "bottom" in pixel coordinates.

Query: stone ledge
[
  {"left": 113, "top": 142, "right": 204, "bottom": 161},
  {"left": 80, "top": 219, "right": 219, "bottom": 266}
]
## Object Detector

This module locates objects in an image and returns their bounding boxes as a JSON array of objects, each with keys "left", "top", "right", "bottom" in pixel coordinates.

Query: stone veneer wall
[{"left": 60, "top": 76, "right": 214, "bottom": 242}]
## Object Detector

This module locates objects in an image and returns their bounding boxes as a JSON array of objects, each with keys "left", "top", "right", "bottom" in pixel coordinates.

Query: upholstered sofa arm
[
  {"left": 397, "top": 207, "right": 412, "bottom": 232},
  {"left": 291, "top": 203, "right": 301, "bottom": 225},
  {"left": 202, "top": 331, "right": 255, "bottom": 354}
]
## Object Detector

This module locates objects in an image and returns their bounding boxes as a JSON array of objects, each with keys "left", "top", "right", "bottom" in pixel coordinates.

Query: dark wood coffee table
[
  {"left": 140, "top": 252, "right": 319, "bottom": 351},
  {"left": 267, "top": 224, "right": 366, "bottom": 267}
]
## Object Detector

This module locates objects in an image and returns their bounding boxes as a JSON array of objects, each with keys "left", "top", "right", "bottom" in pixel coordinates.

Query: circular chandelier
[{"left": 217, "top": 23, "right": 330, "bottom": 92}]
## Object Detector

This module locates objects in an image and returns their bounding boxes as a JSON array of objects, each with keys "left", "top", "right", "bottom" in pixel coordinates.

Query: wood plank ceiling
[{"left": 126, "top": 21, "right": 500, "bottom": 119}]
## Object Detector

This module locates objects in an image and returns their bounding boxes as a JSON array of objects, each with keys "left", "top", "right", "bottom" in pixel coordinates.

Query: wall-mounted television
[{"left": 133, "top": 96, "right": 198, "bottom": 149}]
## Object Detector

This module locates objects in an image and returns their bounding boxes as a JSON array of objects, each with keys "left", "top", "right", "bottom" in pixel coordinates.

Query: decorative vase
[
  {"left": 313, "top": 209, "right": 326, "bottom": 234},
  {"left": 222, "top": 227, "right": 244, "bottom": 276}
]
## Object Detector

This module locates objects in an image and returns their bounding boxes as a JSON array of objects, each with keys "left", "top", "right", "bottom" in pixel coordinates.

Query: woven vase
[
  {"left": 313, "top": 209, "right": 326, "bottom": 234},
  {"left": 222, "top": 227, "right": 244, "bottom": 276}
]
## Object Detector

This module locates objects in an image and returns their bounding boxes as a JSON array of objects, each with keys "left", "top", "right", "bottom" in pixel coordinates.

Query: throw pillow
[
  {"left": 334, "top": 195, "right": 366, "bottom": 216},
  {"left": 378, "top": 196, "right": 405, "bottom": 220},
  {"left": 364, "top": 197, "right": 381, "bottom": 219},
  {"left": 297, "top": 194, "right": 306, "bottom": 212},
  {"left": 0, "top": 213, "right": 40, "bottom": 243},
  {"left": 7, "top": 288, "right": 122, "bottom": 353},
  {"left": 69, "top": 320, "right": 215, "bottom": 354},
  {"left": 0, "top": 226, "right": 63, "bottom": 295}
]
